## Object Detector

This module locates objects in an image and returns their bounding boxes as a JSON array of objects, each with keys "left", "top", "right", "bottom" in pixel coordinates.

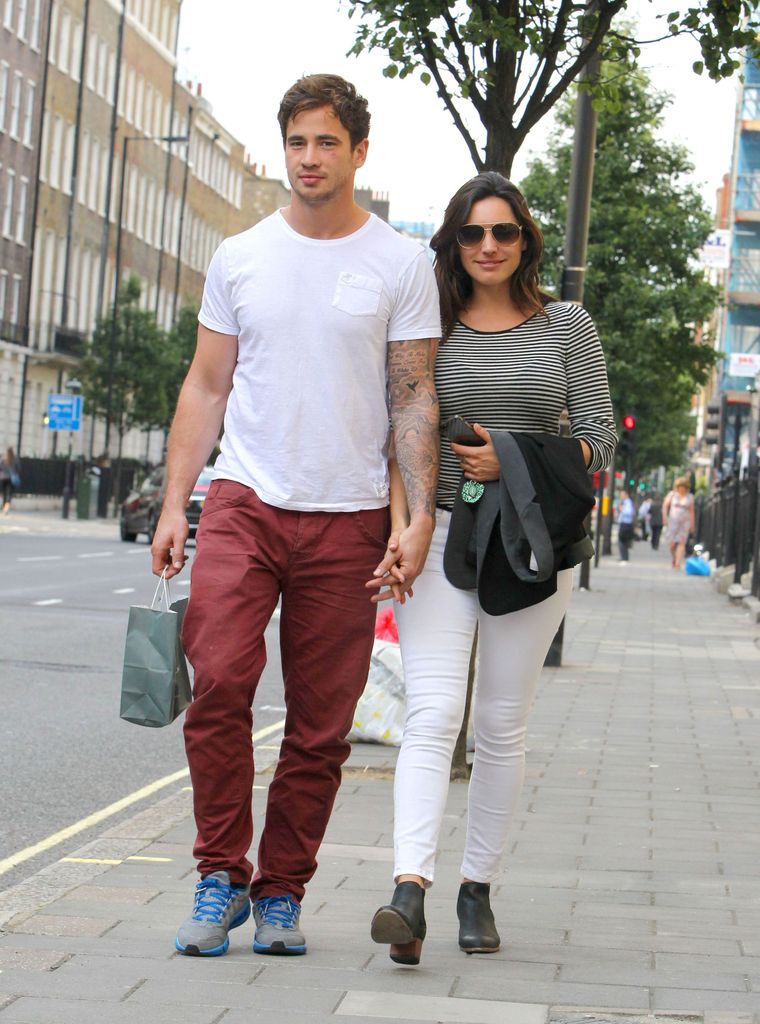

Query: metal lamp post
[{"left": 61, "top": 377, "right": 82, "bottom": 520}]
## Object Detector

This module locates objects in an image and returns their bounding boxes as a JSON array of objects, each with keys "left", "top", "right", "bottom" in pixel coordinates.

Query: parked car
[{"left": 120, "top": 465, "right": 214, "bottom": 543}]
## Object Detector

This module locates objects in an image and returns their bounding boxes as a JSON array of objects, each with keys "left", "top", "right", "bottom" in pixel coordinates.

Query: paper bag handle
[{"left": 150, "top": 568, "right": 174, "bottom": 611}]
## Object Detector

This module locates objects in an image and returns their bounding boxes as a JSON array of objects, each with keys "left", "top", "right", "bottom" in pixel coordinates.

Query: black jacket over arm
[{"left": 443, "top": 432, "right": 595, "bottom": 615}]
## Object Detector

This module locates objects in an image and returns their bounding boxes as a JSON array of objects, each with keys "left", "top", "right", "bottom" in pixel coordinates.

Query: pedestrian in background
[
  {"left": 638, "top": 495, "right": 651, "bottom": 541},
  {"left": 152, "top": 74, "right": 441, "bottom": 960},
  {"left": 0, "top": 447, "right": 21, "bottom": 514},
  {"left": 617, "top": 489, "right": 636, "bottom": 562},
  {"left": 648, "top": 492, "right": 663, "bottom": 551},
  {"left": 664, "top": 477, "right": 695, "bottom": 569},
  {"left": 367, "top": 172, "right": 616, "bottom": 965}
]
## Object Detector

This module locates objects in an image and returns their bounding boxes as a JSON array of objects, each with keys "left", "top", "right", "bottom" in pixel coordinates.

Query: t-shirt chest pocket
[{"left": 332, "top": 271, "right": 383, "bottom": 317}]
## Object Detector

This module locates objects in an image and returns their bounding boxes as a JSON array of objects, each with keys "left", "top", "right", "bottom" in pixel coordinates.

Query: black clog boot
[
  {"left": 457, "top": 881, "right": 500, "bottom": 953},
  {"left": 370, "top": 880, "right": 427, "bottom": 965}
]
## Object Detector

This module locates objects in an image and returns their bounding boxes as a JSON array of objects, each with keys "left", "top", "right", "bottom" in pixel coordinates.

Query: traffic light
[
  {"left": 620, "top": 414, "right": 637, "bottom": 458},
  {"left": 703, "top": 400, "right": 721, "bottom": 446},
  {"left": 620, "top": 414, "right": 637, "bottom": 487}
]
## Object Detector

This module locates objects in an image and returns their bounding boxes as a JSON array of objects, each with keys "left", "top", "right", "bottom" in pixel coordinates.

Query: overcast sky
[{"left": 177, "top": 1, "right": 737, "bottom": 225}]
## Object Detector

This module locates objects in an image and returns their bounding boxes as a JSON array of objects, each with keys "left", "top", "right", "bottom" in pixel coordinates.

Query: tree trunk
[{"left": 484, "top": 126, "right": 518, "bottom": 177}]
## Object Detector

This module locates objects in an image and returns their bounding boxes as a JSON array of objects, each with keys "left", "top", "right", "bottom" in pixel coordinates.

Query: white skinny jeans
[{"left": 393, "top": 511, "right": 573, "bottom": 885}]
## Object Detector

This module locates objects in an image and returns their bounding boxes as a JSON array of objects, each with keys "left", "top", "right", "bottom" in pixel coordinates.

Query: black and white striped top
[{"left": 436, "top": 301, "right": 617, "bottom": 510}]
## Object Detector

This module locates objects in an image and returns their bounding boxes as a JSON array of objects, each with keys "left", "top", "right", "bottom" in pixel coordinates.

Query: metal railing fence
[{"left": 696, "top": 475, "right": 760, "bottom": 596}]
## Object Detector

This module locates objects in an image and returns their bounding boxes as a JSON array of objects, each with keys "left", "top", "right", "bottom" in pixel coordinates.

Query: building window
[
  {"left": 3, "top": 1, "right": 13, "bottom": 31},
  {"left": 49, "top": 115, "right": 62, "bottom": 189},
  {"left": 9, "top": 72, "right": 22, "bottom": 138},
  {"left": 144, "top": 83, "right": 153, "bottom": 138},
  {"left": 88, "top": 141, "right": 98, "bottom": 211},
  {"left": 107, "top": 49, "right": 115, "bottom": 99},
  {"left": 29, "top": 0, "right": 40, "bottom": 49},
  {"left": 71, "top": 19, "right": 82, "bottom": 81},
  {"left": 62, "top": 122, "right": 74, "bottom": 195},
  {"left": 2, "top": 169, "right": 14, "bottom": 237},
  {"left": 48, "top": 2, "right": 58, "bottom": 65},
  {"left": 98, "top": 140, "right": 107, "bottom": 215},
  {"left": 10, "top": 274, "right": 21, "bottom": 324},
  {"left": 59, "top": 10, "right": 70, "bottom": 75},
  {"left": 160, "top": 3, "right": 169, "bottom": 47},
  {"left": 0, "top": 271, "right": 7, "bottom": 321},
  {"left": 98, "top": 39, "right": 107, "bottom": 96},
  {"left": 86, "top": 30, "right": 97, "bottom": 90},
  {"left": 125, "top": 66, "right": 135, "bottom": 124},
  {"left": 16, "top": 0, "right": 27, "bottom": 39},
  {"left": 77, "top": 130, "right": 89, "bottom": 203},
  {"left": 0, "top": 62, "right": 8, "bottom": 134},
  {"left": 22, "top": 79, "right": 34, "bottom": 146},
  {"left": 135, "top": 74, "right": 144, "bottom": 131},
  {"left": 15, "top": 176, "right": 27, "bottom": 243}
]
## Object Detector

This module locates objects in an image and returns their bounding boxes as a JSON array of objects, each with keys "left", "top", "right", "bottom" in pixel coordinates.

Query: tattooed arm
[{"left": 370, "top": 337, "right": 439, "bottom": 599}]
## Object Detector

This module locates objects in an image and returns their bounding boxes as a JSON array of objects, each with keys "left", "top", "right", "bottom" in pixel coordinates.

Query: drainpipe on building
[
  {"left": 60, "top": 0, "right": 91, "bottom": 329},
  {"left": 171, "top": 102, "right": 193, "bottom": 325},
  {"left": 95, "top": 0, "right": 126, "bottom": 323},
  {"left": 16, "top": 0, "right": 56, "bottom": 453},
  {"left": 155, "top": 1, "right": 183, "bottom": 321}
]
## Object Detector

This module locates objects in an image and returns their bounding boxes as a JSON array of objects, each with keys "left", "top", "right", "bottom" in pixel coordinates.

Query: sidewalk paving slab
[{"left": 1, "top": 540, "right": 760, "bottom": 1021}]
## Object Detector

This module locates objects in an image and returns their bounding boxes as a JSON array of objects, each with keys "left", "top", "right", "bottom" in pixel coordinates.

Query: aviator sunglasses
[{"left": 456, "top": 222, "right": 523, "bottom": 248}]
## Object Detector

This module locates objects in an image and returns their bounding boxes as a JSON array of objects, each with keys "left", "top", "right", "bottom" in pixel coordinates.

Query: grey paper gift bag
[{"left": 120, "top": 571, "right": 192, "bottom": 728}]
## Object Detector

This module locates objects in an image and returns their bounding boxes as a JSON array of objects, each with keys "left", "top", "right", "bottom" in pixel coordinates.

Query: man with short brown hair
[{"left": 153, "top": 74, "right": 440, "bottom": 958}]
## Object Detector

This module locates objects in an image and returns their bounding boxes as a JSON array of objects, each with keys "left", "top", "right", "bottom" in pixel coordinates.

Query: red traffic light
[{"left": 622, "top": 414, "right": 636, "bottom": 430}]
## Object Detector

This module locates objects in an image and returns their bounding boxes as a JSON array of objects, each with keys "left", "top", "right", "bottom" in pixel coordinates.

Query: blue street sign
[{"left": 47, "top": 394, "right": 83, "bottom": 431}]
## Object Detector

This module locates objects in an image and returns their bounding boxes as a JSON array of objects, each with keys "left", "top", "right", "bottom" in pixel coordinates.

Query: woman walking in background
[
  {"left": 0, "top": 447, "right": 20, "bottom": 514},
  {"left": 368, "top": 172, "right": 616, "bottom": 965},
  {"left": 663, "top": 477, "right": 695, "bottom": 569}
]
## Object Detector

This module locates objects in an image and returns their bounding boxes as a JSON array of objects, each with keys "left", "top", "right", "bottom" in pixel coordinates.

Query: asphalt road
[{"left": 0, "top": 525, "right": 286, "bottom": 891}]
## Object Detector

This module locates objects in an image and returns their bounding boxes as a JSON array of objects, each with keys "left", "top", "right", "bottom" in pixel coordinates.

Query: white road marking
[
  {"left": 33, "top": 598, "right": 63, "bottom": 606},
  {"left": 127, "top": 548, "right": 149, "bottom": 555},
  {"left": 18, "top": 555, "right": 64, "bottom": 563},
  {"left": 113, "top": 587, "right": 136, "bottom": 594},
  {"left": 78, "top": 551, "right": 114, "bottom": 559},
  {"left": 0, "top": 718, "right": 286, "bottom": 877}
]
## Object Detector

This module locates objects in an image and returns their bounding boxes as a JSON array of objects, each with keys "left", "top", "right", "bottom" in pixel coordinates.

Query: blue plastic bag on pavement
[{"left": 685, "top": 555, "right": 710, "bottom": 576}]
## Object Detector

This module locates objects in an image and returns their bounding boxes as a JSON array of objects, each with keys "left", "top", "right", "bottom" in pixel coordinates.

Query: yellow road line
[{"left": 0, "top": 718, "right": 285, "bottom": 878}]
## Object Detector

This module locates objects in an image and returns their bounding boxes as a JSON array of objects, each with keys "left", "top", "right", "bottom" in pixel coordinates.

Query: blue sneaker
[
  {"left": 252, "top": 894, "right": 306, "bottom": 955},
  {"left": 175, "top": 870, "right": 251, "bottom": 956}
]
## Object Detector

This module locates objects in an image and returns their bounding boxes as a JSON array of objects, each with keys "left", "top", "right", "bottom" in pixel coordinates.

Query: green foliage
[
  {"left": 520, "top": 69, "right": 721, "bottom": 472},
  {"left": 165, "top": 305, "right": 199, "bottom": 421},
  {"left": 81, "top": 276, "right": 181, "bottom": 441},
  {"left": 344, "top": 0, "right": 759, "bottom": 173}
]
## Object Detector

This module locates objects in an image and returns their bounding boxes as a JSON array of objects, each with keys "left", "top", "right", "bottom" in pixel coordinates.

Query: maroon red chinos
[{"left": 182, "top": 480, "right": 388, "bottom": 901}]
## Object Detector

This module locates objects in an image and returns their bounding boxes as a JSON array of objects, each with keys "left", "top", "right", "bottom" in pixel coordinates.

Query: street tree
[
  {"left": 520, "top": 68, "right": 721, "bottom": 472},
  {"left": 81, "top": 275, "right": 172, "bottom": 457},
  {"left": 165, "top": 304, "right": 199, "bottom": 426},
  {"left": 345, "top": 1, "right": 759, "bottom": 175}
]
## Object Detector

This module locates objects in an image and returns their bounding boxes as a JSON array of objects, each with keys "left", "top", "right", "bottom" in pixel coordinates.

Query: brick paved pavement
[{"left": 1, "top": 539, "right": 759, "bottom": 1022}]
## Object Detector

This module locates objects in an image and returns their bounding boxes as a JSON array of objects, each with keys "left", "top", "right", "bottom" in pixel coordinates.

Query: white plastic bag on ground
[{"left": 348, "top": 639, "right": 406, "bottom": 745}]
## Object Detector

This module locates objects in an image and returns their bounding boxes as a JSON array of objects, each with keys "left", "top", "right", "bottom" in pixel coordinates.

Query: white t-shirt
[{"left": 198, "top": 211, "right": 441, "bottom": 512}]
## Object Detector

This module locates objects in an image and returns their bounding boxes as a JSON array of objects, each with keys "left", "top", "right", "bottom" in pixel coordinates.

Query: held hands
[
  {"left": 151, "top": 507, "right": 190, "bottom": 579},
  {"left": 451, "top": 423, "right": 500, "bottom": 482},
  {"left": 365, "top": 518, "right": 434, "bottom": 604}
]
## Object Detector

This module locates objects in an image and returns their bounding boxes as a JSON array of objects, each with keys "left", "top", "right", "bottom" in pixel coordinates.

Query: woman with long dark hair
[{"left": 368, "top": 172, "right": 616, "bottom": 964}]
